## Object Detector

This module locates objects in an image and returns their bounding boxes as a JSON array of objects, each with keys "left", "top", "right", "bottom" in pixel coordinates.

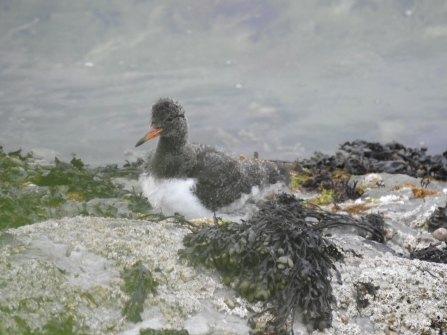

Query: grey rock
[
  {"left": 86, "top": 198, "right": 132, "bottom": 217},
  {"left": 1, "top": 173, "right": 447, "bottom": 335},
  {"left": 60, "top": 200, "right": 84, "bottom": 216}
]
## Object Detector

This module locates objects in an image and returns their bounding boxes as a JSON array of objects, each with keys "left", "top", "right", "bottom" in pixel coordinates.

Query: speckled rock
[
  {"left": 0, "top": 217, "right": 252, "bottom": 335},
  {"left": 327, "top": 235, "right": 447, "bottom": 335}
]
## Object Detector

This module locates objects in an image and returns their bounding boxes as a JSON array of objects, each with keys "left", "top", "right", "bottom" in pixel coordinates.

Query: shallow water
[{"left": 1, "top": 0, "right": 446, "bottom": 165}]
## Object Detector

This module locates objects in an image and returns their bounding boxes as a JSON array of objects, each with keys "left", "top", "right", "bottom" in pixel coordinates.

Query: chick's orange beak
[{"left": 135, "top": 127, "right": 162, "bottom": 147}]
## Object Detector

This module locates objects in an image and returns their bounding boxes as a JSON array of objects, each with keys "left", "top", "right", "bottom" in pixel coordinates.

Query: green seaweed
[
  {"left": 121, "top": 261, "right": 159, "bottom": 322},
  {"left": 31, "top": 156, "right": 124, "bottom": 200},
  {"left": 37, "top": 316, "right": 85, "bottom": 335},
  {"left": 0, "top": 146, "right": 149, "bottom": 231},
  {"left": 6, "top": 314, "right": 87, "bottom": 335},
  {"left": 290, "top": 175, "right": 306, "bottom": 189},
  {"left": 312, "top": 189, "right": 337, "bottom": 205}
]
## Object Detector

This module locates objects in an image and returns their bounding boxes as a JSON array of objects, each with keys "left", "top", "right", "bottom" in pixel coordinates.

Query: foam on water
[{"left": 140, "top": 174, "right": 288, "bottom": 220}]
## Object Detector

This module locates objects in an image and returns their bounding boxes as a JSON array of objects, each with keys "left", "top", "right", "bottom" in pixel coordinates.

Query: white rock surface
[{"left": 0, "top": 217, "right": 253, "bottom": 334}]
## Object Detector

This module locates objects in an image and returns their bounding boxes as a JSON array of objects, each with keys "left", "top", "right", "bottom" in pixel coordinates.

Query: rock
[
  {"left": 360, "top": 173, "right": 385, "bottom": 188},
  {"left": 60, "top": 199, "right": 84, "bottom": 216},
  {"left": 433, "top": 227, "right": 447, "bottom": 241},
  {"left": 7, "top": 166, "right": 27, "bottom": 181},
  {"left": 86, "top": 198, "right": 132, "bottom": 217},
  {"left": 1, "top": 173, "right": 447, "bottom": 334},
  {"left": 0, "top": 217, "right": 252, "bottom": 335},
  {"left": 338, "top": 313, "right": 348, "bottom": 324}
]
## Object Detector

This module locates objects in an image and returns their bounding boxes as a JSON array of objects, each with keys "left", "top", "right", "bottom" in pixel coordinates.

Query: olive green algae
[{"left": 0, "top": 146, "right": 149, "bottom": 231}]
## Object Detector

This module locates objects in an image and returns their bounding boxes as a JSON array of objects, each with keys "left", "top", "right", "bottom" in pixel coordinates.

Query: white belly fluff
[
  {"left": 140, "top": 174, "right": 288, "bottom": 220},
  {"left": 140, "top": 174, "right": 213, "bottom": 219}
]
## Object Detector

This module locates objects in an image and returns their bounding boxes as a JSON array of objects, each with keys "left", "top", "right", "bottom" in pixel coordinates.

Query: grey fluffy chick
[{"left": 135, "top": 98, "right": 289, "bottom": 216}]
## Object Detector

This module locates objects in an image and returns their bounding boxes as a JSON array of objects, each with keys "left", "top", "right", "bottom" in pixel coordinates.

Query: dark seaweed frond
[
  {"left": 180, "top": 194, "right": 344, "bottom": 332},
  {"left": 180, "top": 193, "right": 389, "bottom": 332},
  {"left": 295, "top": 140, "right": 447, "bottom": 181},
  {"left": 410, "top": 243, "right": 447, "bottom": 264}
]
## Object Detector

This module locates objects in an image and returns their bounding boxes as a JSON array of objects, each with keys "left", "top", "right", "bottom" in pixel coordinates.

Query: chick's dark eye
[{"left": 166, "top": 117, "right": 174, "bottom": 122}]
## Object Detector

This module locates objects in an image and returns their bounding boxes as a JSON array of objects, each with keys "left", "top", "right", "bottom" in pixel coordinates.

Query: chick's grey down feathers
[{"left": 141, "top": 98, "right": 289, "bottom": 211}]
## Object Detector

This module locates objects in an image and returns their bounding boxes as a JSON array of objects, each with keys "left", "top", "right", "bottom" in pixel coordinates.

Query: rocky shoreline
[{"left": 1, "top": 143, "right": 447, "bottom": 334}]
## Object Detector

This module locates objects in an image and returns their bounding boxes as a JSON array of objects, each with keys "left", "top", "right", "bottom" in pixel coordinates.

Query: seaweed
[
  {"left": 37, "top": 316, "right": 85, "bottom": 335},
  {"left": 291, "top": 167, "right": 364, "bottom": 206},
  {"left": 32, "top": 157, "right": 124, "bottom": 200},
  {"left": 291, "top": 140, "right": 447, "bottom": 209},
  {"left": 410, "top": 243, "right": 447, "bottom": 264},
  {"left": 121, "top": 261, "right": 159, "bottom": 322},
  {"left": 393, "top": 183, "right": 441, "bottom": 199},
  {"left": 0, "top": 147, "right": 150, "bottom": 231},
  {"left": 9, "top": 314, "right": 87, "bottom": 335},
  {"left": 295, "top": 140, "right": 447, "bottom": 181},
  {"left": 180, "top": 194, "right": 385, "bottom": 332}
]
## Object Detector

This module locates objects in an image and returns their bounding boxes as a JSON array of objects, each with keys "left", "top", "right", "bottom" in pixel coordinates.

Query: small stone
[
  {"left": 385, "top": 330, "right": 398, "bottom": 335},
  {"left": 339, "top": 313, "right": 348, "bottom": 324},
  {"left": 383, "top": 227, "right": 396, "bottom": 240},
  {"left": 224, "top": 299, "right": 235, "bottom": 309},
  {"left": 180, "top": 268, "right": 196, "bottom": 282},
  {"left": 361, "top": 173, "right": 385, "bottom": 188},
  {"left": 433, "top": 227, "right": 447, "bottom": 241}
]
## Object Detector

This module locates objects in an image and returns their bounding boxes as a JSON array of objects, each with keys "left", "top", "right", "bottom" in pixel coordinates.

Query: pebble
[
  {"left": 361, "top": 173, "right": 385, "bottom": 188},
  {"left": 433, "top": 227, "right": 447, "bottom": 241}
]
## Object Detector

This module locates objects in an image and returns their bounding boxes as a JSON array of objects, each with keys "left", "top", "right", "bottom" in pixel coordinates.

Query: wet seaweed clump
[
  {"left": 180, "top": 194, "right": 346, "bottom": 332},
  {"left": 410, "top": 243, "right": 447, "bottom": 264},
  {"left": 294, "top": 140, "right": 447, "bottom": 183},
  {"left": 288, "top": 140, "right": 447, "bottom": 208},
  {"left": 121, "top": 261, "right": 159, "bottom": 322},
  {"left": 290, "top": 166, "right": 364, "bottom": 206}
]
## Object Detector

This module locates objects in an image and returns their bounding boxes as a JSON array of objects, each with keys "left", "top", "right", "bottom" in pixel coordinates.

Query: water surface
[{"left": 1, "top": 1, "right": 446, "bottom": 165}]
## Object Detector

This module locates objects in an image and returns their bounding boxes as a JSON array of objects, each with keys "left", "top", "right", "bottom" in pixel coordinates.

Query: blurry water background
[{"left": 0, "top": 0, "right": 446, "bottom": 166}]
